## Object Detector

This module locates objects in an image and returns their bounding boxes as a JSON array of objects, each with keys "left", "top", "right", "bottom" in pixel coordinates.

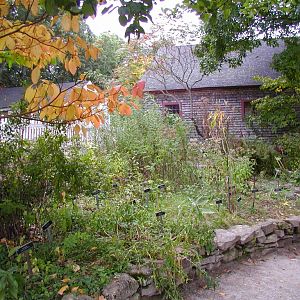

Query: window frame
[
  {"left": 162, "top": 101, "right": 182, "bottom": 117},
  {"left": 241, "top": 99, "right": 254, "bottom": 120}
]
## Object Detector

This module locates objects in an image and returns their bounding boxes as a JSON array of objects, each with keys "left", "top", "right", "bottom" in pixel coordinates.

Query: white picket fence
[{"left": 0, "top": 117, "right": 77, "bottom": 140}]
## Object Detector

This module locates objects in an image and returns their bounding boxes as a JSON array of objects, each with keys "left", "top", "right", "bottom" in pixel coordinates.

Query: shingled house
[{"left": 143, "top": 42, "right": 285, "bottom": 139}]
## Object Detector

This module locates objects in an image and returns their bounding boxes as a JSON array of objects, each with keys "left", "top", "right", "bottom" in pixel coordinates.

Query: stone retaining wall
[{"left": 63, "top": 216, "right": 300, "bottom": 300}]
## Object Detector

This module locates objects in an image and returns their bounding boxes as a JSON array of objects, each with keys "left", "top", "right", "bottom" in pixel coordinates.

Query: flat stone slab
[
  {"left": 285, "top": 216, "right": 300, "bottom": 227},
  {"left": 254, "top": 226, "right": 267, "bottom": 243},
  {"left": 102, "top": 273, "right": 139, "bottom": 300},
  {"left": 228, "top": 225, "right": 256, "bottom": 244},
  {"left": 214, "top": 229, "right": 240, "bottom": 251},
  {"left": 263, "top": 233, "right": 278, "bottom": 244},
  {"left": 128, "top": 264, "right": 152, "bottom": 277},
  {"left": 258, "top": 220, "right": 277, "bottom": 235}
]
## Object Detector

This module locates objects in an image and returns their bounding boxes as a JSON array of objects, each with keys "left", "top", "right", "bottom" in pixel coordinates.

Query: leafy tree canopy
[
  {"left": 183, "top": 0, "right": 300, "bottom": 72},
  {"left": 251, "top": 38, "right": 300, "bottom": 131}
]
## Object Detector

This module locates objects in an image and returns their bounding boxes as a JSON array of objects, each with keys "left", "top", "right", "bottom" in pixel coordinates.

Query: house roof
[
  {"left": 143, "top": 42, "right": 284, "bottom": 92},
  {"left": 0, "top": 82, "right": 76, "bottom": 110},
  {"left": 0, "top": 87, "right": 24, "bottom": 110}
]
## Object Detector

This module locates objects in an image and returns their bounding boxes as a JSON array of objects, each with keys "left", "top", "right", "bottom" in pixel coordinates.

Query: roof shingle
[{"left": 143, "top": 42, "right": 284, "bottom": 92}]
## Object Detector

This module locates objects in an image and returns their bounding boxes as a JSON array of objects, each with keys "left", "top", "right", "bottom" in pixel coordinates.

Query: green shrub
[
  {"left": 90, "top": 106, "right": 199, "bottom": 187},
  {"left": 275, "top": 133, "right": 300, "bottom": 170},
  {"left": 244, "top": 140, "right": 278, "bottom": 175},
  {"left": 62, "top": 232, "right": 96, "bottom": 261},
  {"left": 0, "top": 131, "right": 99, "bottom": 239}
]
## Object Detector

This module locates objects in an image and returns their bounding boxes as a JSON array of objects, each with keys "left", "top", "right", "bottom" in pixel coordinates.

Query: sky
[{"left": 86, "top": 0, "right": 201, "bottom": 39}]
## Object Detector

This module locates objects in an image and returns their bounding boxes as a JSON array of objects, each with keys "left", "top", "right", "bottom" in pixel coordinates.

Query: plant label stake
[
  {"left": 252, "top": 176, "right": 258, "bottom": 209},
  {"left": 226, "top": 176, "right": 234, "bottom": 213},
  {"left": 274, "top": 169, "right": 282, "bottom": 192},
  {"left": 15, "top": 241, "right": 34, "bottom": 276},
  {"left": 215, "top": 199, "right": 222, "bottom": 211},
  {"left": 156, "top": 211, "right": 166, "bottom": 232},
  {"left": 158, "top": 184, "right": 166, "bottom": 192},
  {"left": 92, "top": 190, "right": 100, "bottom": 208},
  {"left": 157, "top": 184, "right": 166, "bottom": 206},
  {"left": 42, "top": 220, "right": 53, "bottom": 242},
  {"left": 144, "top": 188, "right": 151, "bottom": 206}
]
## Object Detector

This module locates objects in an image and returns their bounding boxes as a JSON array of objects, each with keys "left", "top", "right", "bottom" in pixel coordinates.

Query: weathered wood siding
[{"left": 150, "top": 86, "right": 282, "bottom": 139}]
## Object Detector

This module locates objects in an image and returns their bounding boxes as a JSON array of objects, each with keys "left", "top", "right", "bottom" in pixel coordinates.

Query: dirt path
[{"left": 181, "top": 244, "right": 300, "bottom": 300}]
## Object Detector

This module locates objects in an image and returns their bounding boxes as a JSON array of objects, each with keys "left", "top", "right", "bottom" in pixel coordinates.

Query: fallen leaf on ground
[
  {"left": 58, "top": 285, "right": 69, "bottom": 295},
  {"left": 72, "top": 263, "right": 80, "bottom": 272}
]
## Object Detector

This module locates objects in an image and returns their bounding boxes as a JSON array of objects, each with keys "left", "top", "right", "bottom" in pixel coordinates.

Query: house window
[
  {"left": 162, "top": 102, "right": 182, "bottom": 116},
  {"left": 241, "top": 100, "right": 255, "bottom": 119}
]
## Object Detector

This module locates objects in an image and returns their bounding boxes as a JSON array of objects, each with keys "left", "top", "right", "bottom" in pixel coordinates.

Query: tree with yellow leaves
[{"left": 0, "top": 0, "right": 152, "bottom": 134}]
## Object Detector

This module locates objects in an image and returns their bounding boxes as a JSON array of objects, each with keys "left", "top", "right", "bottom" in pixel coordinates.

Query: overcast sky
[{"left": 86, "top": 0, "right": 200, "bottom": 39}]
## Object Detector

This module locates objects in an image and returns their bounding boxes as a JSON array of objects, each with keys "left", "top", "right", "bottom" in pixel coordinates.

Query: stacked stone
[
  {"left": 200, "top": 216, "right": 300, "bottom": 270},
  {"left": 64, "top": 216, "right": 300, "bottom": 300}
]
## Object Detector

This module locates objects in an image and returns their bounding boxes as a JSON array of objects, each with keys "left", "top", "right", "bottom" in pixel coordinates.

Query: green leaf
[
  {"left": 82, "top": 0, "right": 97, "bottom": 17},
  {"left": 101, "top": 4, "right": 113, "bottom": 15},
  {"left": 45, "top": 0, "right": 59, "bottom": 16},
  {"left": 119, "top": 15, "right": 128, "bottom": 26},
  {"left": 118, "top": 6, "right": 129, "bottom": 16},
  {"left": 223, "top": 8, "right": 231, "bottom": 19}
]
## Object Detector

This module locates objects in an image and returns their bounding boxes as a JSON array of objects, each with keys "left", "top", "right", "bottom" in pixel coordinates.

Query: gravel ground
[{"left": 181, "top": 244, "right": 300, "bottom": 300}]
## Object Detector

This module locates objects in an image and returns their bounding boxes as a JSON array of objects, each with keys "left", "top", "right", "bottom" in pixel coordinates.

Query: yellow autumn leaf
[
  {"left": 24, "top": 86, "right": 36, "bottom": 102},
  {"left": 48, "top": 83, "right": 60, "bottom": 100},
  {"left": 89, "top": 47, "right": 99, "bottom": 60},
  {"left": 64, "top": 58, "right": 69, "bottom": 72},
  {"left": 31, "top": 44, "right": 42, "bottom": 60},
  {"left": 68, "top": 58, "right": 78, "bottom": 76},
  {"left": 0, "top": 37, "right": 6, "bottom": 50},
  {"left": 40, "top": 109, "right": 48, "bottom": 120},
  {"left": 5, "top": 36, "right": 15, "bottom": 50},
  {"left": 61, "top": 277, "right": 70, "bottom": 283},
  {"left": 30, "top": 0, "right": 38, "bottom": 16},
  {"left": 76, "top": 36, "right": 87, "bottom": 49},
  {"left": 82, "top": 127, "right": 88, "bottom": 137},
  {"left": 71, "top": 286, "right": 79, "bottom": 293},
  {"left": 71, "top": 15, "right": 80, "bottom": 32},
  {"left": 73, "top": 124, "right": 81, "bottom": 135},
  {"left": 47, "top": 109, "right": 59, "bottom": 121},
  {"left": 0, "top": 1, "right": 9, "bottom": 17},
  {"left": 31, "top": 66, "right": 41, "bottom": 84},
  {"left": 52, "top": 93, "right": 65, "bottom": 107},
  {"left": 66, "top": 105, "right": 76, "bottom": 121},
  {"left": 61, "top": 14, "right": 71, "bottom": 31},
  {"left": 58, "top": 285, "right": 69, "bottom": 296}
]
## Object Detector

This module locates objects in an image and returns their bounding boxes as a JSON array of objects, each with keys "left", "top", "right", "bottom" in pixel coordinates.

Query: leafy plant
[{"left": 0, "top": 268, "right": 23, "bottom": 300}]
